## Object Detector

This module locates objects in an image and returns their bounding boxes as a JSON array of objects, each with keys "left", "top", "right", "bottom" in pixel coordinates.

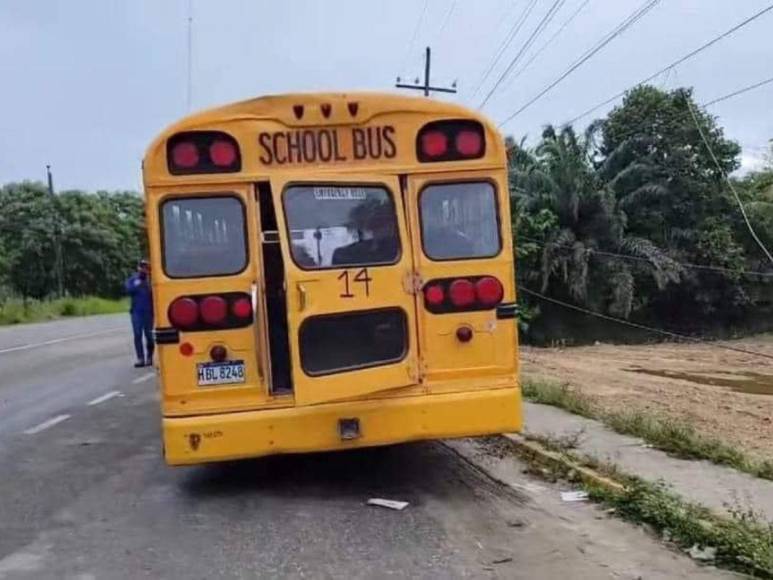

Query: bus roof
[{"left": 143, "top": 92, "right": 505, "bottom": 183}]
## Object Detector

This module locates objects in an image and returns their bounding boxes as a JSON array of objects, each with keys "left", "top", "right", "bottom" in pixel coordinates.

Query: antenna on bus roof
[
  {"left": 395, "top": 47, "right": 457, "bottom": 97},
  {"left": 186, "top": 0, "right": 193, "bottom": 112}
]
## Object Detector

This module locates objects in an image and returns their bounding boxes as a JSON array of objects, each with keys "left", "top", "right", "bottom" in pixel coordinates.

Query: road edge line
[{"left": 501, "top": 433, "right": 625, "bottom": 493}]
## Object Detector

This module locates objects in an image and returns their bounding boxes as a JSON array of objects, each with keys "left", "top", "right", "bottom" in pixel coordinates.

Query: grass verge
[
  {"left": 0, "top": 296, "right": 128, "bottom": 326},
  {"left": 503, "top": 435, "right": 773, "bottom": 577},
  {"left": 522, "top": 378, "right": 773, "bottom": 481}
]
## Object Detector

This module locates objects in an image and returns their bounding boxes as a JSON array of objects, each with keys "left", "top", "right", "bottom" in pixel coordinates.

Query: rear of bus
[{"left": 142, "top": 93, "right": 522, "bottom": 465}]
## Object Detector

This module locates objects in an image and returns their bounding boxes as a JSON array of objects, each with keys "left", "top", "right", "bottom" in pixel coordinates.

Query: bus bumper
[{"left": 162, "top": 386, "right": 522, "bottom": 466}]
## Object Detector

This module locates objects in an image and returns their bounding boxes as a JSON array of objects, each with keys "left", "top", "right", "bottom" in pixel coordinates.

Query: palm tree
[{"left": 510, "top": 125, "right": 681, "bottom": 318}]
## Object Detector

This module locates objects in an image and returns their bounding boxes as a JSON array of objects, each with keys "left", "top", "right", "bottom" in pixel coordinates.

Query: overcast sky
[{"left": 1, "top": 0, "right": 771, "bottom": 192}]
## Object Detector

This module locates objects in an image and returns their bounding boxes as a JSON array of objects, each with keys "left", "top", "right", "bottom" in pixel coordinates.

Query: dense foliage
[
  {"left": 0, "top": 182, "right": 145, "bottom": 300},
  {"left": 510, "top": 85, "right": 773, "bottom": 339},
  {"left": 1, "top": 84, "right": 770, "bottom": 340}
]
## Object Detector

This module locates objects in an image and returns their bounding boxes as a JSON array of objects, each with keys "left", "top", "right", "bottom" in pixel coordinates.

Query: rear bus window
[
  {"left": 420, "top": 182, "right": 501, "bottom": 260},
  {"left": 283, "top": 185, "right": 400, "bottom": 269},
  {"left": 300, "top": 308, "right": 407, "bottom": 375},
  {"left": 161, "top": 196, "right": 247, "bottom": 277}
]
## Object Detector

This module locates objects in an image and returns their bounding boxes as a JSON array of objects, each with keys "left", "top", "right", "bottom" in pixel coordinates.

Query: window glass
[
  {"left": 283, "top": 185, "right": 400, "bottom": 269},
  {"left": 161, "top": 196, "right": 247, "bottom": 277},
  {"left": 420, "top": 182, "right": 500, "bottom": 260},
  {"left": 300, "top": 309, "right": 407, "bottom": 375}
]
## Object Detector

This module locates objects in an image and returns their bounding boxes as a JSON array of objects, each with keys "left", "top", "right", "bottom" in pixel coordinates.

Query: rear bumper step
[{"left": 162, "top": 386, "right": 522, "bottom": 465}]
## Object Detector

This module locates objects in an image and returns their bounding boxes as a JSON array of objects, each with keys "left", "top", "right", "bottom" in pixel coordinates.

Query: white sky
[{"left": 1, "top": 0, "right": 771, "bottom": 191}]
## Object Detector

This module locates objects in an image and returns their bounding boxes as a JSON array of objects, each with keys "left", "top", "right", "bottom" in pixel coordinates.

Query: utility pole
[
  {"left": 395, "top": 47, "right": 457, "bottom": 97},
  {"left": 46, "top": 164, "right": 64, "bottom": 298}
]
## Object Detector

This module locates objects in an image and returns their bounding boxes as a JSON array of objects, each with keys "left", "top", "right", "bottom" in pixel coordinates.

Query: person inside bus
[
  {"left": 125, "top": 259, "right": 154, "bottom": 368},
  {"left": 332, "top": 205, "right": 398, "bottom": 266}
]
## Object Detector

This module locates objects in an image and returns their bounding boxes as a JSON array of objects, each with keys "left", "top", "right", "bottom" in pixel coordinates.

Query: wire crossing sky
[{"left": 0, "top": 0, "right": 771, "bottom": 191}]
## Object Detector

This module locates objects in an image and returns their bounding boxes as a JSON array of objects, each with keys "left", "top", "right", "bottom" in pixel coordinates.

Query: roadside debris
[
  {"left": 366, "top": 498, "right": 409, "bottom": 511},
  {"left": 687, "top": 545, "right": 717, "bottom": 562},
  {"left": 491, "top": 557, "right": 513, "bottom": 565},
  {"left": 560, "top": 490, "right": 589, "bottom": 502}
]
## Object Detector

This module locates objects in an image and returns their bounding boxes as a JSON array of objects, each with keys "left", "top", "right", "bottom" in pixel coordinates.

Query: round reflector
[
  {"left": 168, "top": 297, "right": 198, "bottom": 328},
  {"left": 475, "top": 276, "right": 503, "bottom": 307},
  {"left": 209, "top": 139, "right": 237, "bottom": 167},
  {"left": 179, "top": 342, "right": 194, "bottom": 356},
  {"left": 200, "top": 296, "right": 228, "bottom": 325},
  {"left": 449, "top": 279, "right": 476, "bottom": 308},
  {"left": 231, "top": 297, "right": 252, "bottom": 319},
  {"left": 456, "top": 326, "right": 474, "bottom": 343},
  {"left": 210, "top": 344, "right": 228, "bottom": 362},
  {"left": 421, "top": 130, "right": 449, "bottom": 157},
  {"left": 171, "top": 142, "right": 199, "bottom": 168},
  {"left": 455, "top": 130, "right": 483, "bottom": 157},
  {"left": 424, "top": 284, "right": 445, "bottom": 307}
]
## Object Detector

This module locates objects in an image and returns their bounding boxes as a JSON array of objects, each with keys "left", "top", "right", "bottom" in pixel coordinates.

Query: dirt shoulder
[{"left": 521, "top": 335, "right": 773, "bottom": 461}]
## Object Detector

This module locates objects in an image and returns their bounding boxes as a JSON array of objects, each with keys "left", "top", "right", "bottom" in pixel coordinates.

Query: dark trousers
[{"left": 131, "top": 310, "right": 154, "bottom": 362}]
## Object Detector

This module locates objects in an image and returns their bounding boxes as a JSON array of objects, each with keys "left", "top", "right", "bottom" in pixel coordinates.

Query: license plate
[{"left": 197, "top": 361, "right": 246, "bottom": 386}]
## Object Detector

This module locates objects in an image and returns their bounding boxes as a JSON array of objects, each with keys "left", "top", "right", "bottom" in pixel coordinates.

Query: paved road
[{"left": 0, "top": 315, "right": 729, "bottom": 579}]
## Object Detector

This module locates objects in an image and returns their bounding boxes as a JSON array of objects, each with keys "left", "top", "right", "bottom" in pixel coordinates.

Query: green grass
[
  {"left": 502, "top": 434, "right": 773, "bottom": 576},
  {"left": 589, "top": 471, "right": 773, "bottom": 576},
  {"left": 0, "top": 296, "right": 128, "bottom": 326},
  {"left": 522, "top": 378, "right": 773, "bottom": 481}
]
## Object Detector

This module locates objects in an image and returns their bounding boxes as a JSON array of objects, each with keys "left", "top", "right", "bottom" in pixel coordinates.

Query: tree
[
  {"left": 0, "top": 182, "right": 145, "bottom": 300},
  {"left": 510, "top": 124, "right": 678, "bottom": 319},
  {"left": 599, "top": 86, "right": 756, "bottom": 324}
]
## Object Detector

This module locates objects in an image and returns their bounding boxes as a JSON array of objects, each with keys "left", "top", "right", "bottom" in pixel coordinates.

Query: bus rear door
[
  {"left": 407, "top": 172, "right": 517, "bottom": 384},
  {"left": 270, "top": 174, "right": 420, "bottom": 405}
]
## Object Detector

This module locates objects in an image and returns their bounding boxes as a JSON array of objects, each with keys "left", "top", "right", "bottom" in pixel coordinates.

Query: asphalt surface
[{"left": 0, "top": 314, "right": 730, "bottom": 579}]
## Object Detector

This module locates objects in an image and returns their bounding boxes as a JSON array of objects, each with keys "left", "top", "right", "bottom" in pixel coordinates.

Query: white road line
[
  {"left": 23, "top": 414, "right": 71, "bottom": 435},
  {"left": 131, "top": 372, "right": 156, "bottom": 385},
  {"left": 87, "top": 391, "right": 123, "bottom": 406},
  {"left": 0, "top": 327, "right": 123, "bottom": 356}
]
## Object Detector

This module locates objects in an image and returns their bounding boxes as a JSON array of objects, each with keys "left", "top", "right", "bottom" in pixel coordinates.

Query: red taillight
[
  {"left": 200, "top": 296, "right": 228, "bottom": 325},
  {"left": 231, "top": 297, "right": 252, "bottom": 319},
  {"left": 209, "top": 139, "right": 237, "bottom": 167},
  {"left": 424, "top": 284, "right": 445, "bottom": 306},
  {"left": 421, "top": 130, "right": 449, "bottom": 158},
  {"left": 456, "top": 130, "right": 483, "bottom": 157},
  {"left": 475, "top": 276, "right": 503, "bottom": 306},
  {"left": 169, "top": 297, "right": 199, "bottom": 328},
  {"left": 417, "top": 121, "right": 485, "bottom": 162},
  {"left": 171, "top": 142, "right": 199, "bottom": 168},
  {"left": 167, "top": 131, "right": 241, "bottom": 174},
  {"left": 449, "top": 279, "right": 475, "bottom": 307}
]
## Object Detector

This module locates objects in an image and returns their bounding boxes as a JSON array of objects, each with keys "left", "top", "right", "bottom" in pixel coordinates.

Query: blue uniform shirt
[{"left": 125, "top": 273, "right": 153, "bottom": 315}]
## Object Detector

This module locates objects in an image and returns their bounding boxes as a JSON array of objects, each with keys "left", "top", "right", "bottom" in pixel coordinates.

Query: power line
[
  {"left": 563, "top": 3, "right": 773, "bottom": 126},
  {"left": 469, "top": 0, "right": 540, "bottom": 100},
  {"left": 704, "top": 74, "right": 773, "bottom": 107},
  {"left": 498, "top": 0, "right": 661, "bottom": 127},
  {"left": 435, "top": 0, "right": 458, "bottom": 41},
  {"left": 685, "top": 99, "right": 773, "bottom": 265},
  {"left": 501, "top": 0, "right": 593, "bottom": 93},
  {"left": 518, "top": 286, "right": 773, "bottom": 361},
  {"left": 398, "top": 0, "right": 430, "bottom": 78},
  {"left": 578, "top": 72, "right": 773, "bottom": 147},
  {"left": 517, "top": 235, "right": 773, "bottom": 277},
  {"left": 478, "top": 0, "right": 568, "bottom": 109}
]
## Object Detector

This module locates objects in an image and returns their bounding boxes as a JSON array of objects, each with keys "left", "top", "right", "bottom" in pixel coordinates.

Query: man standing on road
[{"left": 125, "top": 259, "right": 154, "bottom": 368}]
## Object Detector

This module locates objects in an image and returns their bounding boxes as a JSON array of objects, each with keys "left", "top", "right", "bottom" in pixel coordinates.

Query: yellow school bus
[{"left": 143, "top": 92, "right": 522, "bottom": 465}]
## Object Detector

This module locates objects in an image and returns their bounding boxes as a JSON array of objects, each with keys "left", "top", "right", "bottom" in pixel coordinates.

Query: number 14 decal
[{"left": 338, "top": 268, "right": 372, "bottom": 298}]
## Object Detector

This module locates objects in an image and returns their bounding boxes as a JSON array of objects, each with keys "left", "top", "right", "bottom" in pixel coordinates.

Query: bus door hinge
[
  {"left": 403, "top": 271, "right": 424, "bottom": 295},
  {"left": 407, "top": 358, "right": 427, "bottom": 382}
]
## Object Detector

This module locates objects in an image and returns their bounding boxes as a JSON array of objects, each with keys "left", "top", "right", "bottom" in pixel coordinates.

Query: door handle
[{"left": 297, "top": 283, "right": 308, "bottom": 312}]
